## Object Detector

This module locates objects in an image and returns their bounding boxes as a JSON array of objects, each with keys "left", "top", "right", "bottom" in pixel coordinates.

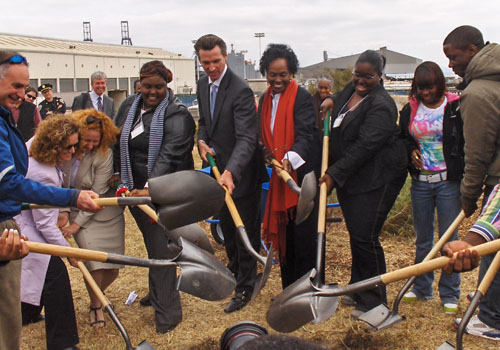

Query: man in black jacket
[{"left": 195, "top": 34, "right": 267, "bottom": 313}]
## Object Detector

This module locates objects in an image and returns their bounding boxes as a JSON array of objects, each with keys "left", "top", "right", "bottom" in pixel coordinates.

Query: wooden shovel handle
[
  {"left": 77, "top": 261, "right": 110, "bottom": 308},
  {"left": 26, "top": 241, "right": 109, "bottom": 262},
  {"left": 122, "top": 191, "right": 159, "bottom": 223},
  {"left": 270, "top": 158, "right": 294, "bottom": 183},
  {"left": 423, "top": 210, "right": 465, "bottom": 262},
  {"left": 382, "top": 238, "right": 500, "bottom": 285},
  {"left": 24, "top": 198, "right": 119, "bottom": 210},
  {"left": 206, "top": 154, "right": 244, "bottom": 228},
  {"left": 318, "top": 111, "right": 331, "bottom": 234},
  {"left": 478, "top": 251, "right": 500, "bottom": 295}
]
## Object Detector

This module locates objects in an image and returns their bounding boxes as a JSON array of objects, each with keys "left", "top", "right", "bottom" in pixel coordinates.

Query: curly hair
[
  {"left": 259, "top": 44, "right": 299, "bottom": 76},
  {"left": 71, "top": 108, "right": 120, "bottom": 157},
  {"left": 30, "top": 114, "right": 81, "bottom": 166}
]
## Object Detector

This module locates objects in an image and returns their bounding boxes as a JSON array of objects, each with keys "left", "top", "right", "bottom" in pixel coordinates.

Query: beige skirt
[{"left": 74, "top": 213, "right": 125, "bottom": 271}]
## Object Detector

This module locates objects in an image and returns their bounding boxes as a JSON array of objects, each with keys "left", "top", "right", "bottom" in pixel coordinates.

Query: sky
[{"left": 3, "top": 0, "right": 499, "bottom": 76}]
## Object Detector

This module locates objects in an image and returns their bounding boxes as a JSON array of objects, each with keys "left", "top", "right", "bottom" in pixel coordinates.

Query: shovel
[
  {"left": 266, "top": 238, "right": 500, "bottom": 333},
  {"left": 26, "top": 237, "right": 236, "bottom": 301},
  {"left": 359, "top": 210, "right": 466, "bottom": 331},
  {"left": 269, "top": 158, "right": 317, "bottom": 225},
  {"left": 308, "top": 110, "right": 337, "bottom": 324},
  {"left": 206, "top": 153, "right": 273, "bottom": 300},
  {"left": 23, "top": 170, "right": 225, "bottom": 230},
  {"left": 438, "top": 250, "right": 500, "bottom": 350},
  {"left": 77, "top": 261, "right": 154, "bottom": 350},
  {"left": 119, "top": 189, "right": 213, "bottom": 254}
]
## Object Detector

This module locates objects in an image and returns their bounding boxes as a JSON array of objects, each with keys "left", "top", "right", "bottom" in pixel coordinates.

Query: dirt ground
[{"left": 20, "top": 202, "right": 499, "bottom": 350}]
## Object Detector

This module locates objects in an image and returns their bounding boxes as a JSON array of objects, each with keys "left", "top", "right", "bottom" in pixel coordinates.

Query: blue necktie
[{"left": 210, "top": 84, "right": 218, "bottom": 119}]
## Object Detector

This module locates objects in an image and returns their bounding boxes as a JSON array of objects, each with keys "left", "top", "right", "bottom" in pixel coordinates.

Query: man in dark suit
[
  {"left": 71, "top": 71, "right": 115, "bottom": 118},
  {"left": 194, "top": 34, "right": 267, "bottom": 313}
]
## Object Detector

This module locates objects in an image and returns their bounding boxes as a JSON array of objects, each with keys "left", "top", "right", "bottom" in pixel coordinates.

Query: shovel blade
[
  {"left": 135, "top": 340, "right": 156, "bottom": 350},
  {"left": 176, "top": 238, "right": 236, "bottom": 301},
  {"left": 358, "top": 304, "right": 405, "bottom": 331},
  {"left": 150, "top": 171, "right": 225, "bottom": 230},
  {"left": 437, "top": 342, "right": 456, "bottom": 350},
  {"left": 267, "top": 269, "right": 338, "bottom": 332},
  {"left": 251, "top": 244, "right": 274, "bottom": 300},
  {"left": 295, "top": 171, "right": 317, "bottom": 225},
  {"left": 168, "top": 223, "right": 213, "bottom": 254}
]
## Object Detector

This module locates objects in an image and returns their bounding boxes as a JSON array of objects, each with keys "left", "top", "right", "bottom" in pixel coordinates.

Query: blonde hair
[
  {"left": 30, "top": 114, "right": 81, "bottom": 166},
  {"left": 71, "top": 108, "right": 120, "bottom": 157}
]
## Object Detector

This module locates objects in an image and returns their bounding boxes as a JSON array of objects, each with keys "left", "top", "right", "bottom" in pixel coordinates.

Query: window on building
[
  {"left": 60, "top": 79, "right": 74, "bottom": 92},
  {"left": 119, "top": 78, "right": 128, "bottom": 90},
  {"left": 107, "top": 78, "right": 117, "bottom": 91},
  {"left": 76, "top": 79, "right": 89, "bottom": 92}
]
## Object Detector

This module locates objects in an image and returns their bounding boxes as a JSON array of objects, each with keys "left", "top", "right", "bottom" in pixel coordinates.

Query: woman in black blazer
[
  {"left": 258, "top": 44, "right": 322, "bottom": 289},
  {"left": 320, "top": 50, "right": 407, "bottom": 316}
]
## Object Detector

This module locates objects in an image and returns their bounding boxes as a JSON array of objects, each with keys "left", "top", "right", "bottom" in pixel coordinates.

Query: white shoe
[
  {"left": 402, "top": 291, "right": 418, "bottom": 302},
  {"left": 455, "top": 315, "right": 500, "bottom": 340},
  {"left": 443, "top": 303, "right": 458, "bottom": 315}
]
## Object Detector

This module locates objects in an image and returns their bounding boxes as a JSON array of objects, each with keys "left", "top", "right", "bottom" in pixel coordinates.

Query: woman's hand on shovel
[
  {"left": 61, "top": 223, "right": 80, "bottom": 238},
  {"left": 318, "top": 173, "right": 335, "bottom": 192}
]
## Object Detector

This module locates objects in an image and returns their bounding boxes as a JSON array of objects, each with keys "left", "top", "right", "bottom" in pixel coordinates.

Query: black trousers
[
  {"left": 129, "top": 206, "right": 182, "bottom": 330},
  {"left": 21, "top": 256, "right": 78, "bottom": 350},
  {"left": 280, "top": 195, "right": 322, "bottom": 289},
  {"left": 337, "top": 174, "right": 406, "bottom": 312},
  {"left": 219, "top": 190, "right": 261, "bottom": 294}
]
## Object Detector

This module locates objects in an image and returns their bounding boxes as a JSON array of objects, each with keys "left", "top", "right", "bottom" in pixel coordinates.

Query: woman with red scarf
[{"left": 258, "top": 44, "right": 321, "bottom": 288}]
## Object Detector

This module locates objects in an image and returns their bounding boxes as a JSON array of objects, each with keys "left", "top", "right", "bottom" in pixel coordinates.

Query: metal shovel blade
[
  {"left": 437, "top": 342, "right": 456, "bottom": 350},
  {"left": 168, "top": 223, "right": 214, "bottom": 254},
  {"left": 266, "top": 269, "right": 338, "bottom": 333},
  {"left": 251, "top": 244, "right": 274, "bottom": 300},
  {"left": 295, "top": 171, "right": 317, "bottom": 225},
  {"left": 176, "top": 238, "right": 236, "bottom": 301},
  {"left": 134, "top": 340, "right": 156, "bottom": 350},
  {"left": 150, "top": 170, "right": 226, "bottom": 230},
  {"left": 358, "top": 304, "right": 405, "bottom": 331}
]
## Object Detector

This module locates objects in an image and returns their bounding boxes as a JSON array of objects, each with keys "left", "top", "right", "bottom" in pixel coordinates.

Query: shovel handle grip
[
  {"left": 27, "top": 241, "right": 109, "bottom": 262},
  {"left": 270, "top": 158, "right": 293, "bottom": 183},
  {"left": 381, "top": 239, "right": 500, "bottom": 285},
  {"left": 77, "top": 261, "right": 111, "bottom": 308}
]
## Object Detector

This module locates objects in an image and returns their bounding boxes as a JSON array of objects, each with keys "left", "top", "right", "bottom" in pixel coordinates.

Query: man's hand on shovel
[
  {"left": 197, "top": 140, "right": 215, "bottom": 163},
  {"left": 318, "top": 173, "right": 335, "bottom": 193},
  {"left": 77, "top": 190, "right": 103, "bottom": 212},
  {"left": 442, "top": 231, "right": 485, "bottom": 274}
]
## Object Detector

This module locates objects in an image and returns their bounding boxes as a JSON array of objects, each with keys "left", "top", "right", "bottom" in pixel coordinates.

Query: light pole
[
  {"left": 240, "top": 50, "right": 248, "bottom": 79},
  {"left": 254, "top": 32, "right": 265, "bottom": 59},
  {"left": 191, "top": 39, "right": 199, "bottom": 82}
]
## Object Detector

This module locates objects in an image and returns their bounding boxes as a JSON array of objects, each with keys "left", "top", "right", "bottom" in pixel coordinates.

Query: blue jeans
[{"left": 410, "top": 179, "right": 461, "bottom": 304}]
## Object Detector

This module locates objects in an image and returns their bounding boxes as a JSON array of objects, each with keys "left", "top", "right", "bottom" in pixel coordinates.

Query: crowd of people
[{"left": 0, "top": 24, "right": 499, "bottom": 350}]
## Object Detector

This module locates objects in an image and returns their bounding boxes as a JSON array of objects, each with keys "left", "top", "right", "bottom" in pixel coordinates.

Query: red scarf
[{"left": 261, "top": 79, "right": 299, "bottom": 261}]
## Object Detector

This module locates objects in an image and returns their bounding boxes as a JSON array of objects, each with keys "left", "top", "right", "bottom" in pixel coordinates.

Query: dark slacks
[
  {"left": 281, "top": 195, "right": 322, "bottom": 289},
  {"left": 129, "top": 206, "right": 182, "bottom": 330},
  {"left": 337, "top": 174, "right": 406, "bottom": 312},
  {"left": 219, "top": 190, "right": 261, "bottom": 294},
  {"left": 22, "top": 256, "right": 79, "bottom": 350}
]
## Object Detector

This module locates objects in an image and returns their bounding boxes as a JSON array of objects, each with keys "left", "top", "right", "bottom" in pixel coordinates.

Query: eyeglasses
[
  {"left": 86, "top": 116, "right": 102, "bottom": 125},
  {"left": 26, "top": 94, "right": 36, "bottom": 100},
  {"left": 0, "top": 55, "right": 28, "bottom": 66},
  {"left": 63, "top": 142, "right": 79, "bottom": 150},
  {"left": 352, "top": 71, "right": 379, "bottom": 80}
]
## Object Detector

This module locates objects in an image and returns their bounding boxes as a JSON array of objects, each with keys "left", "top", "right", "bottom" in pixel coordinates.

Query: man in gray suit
[
  {"left": 195, "top": 34, "right": 267, "bottom": 313},
  {"left": 71, "top": 71, "right": 115, "bottom": 118}
]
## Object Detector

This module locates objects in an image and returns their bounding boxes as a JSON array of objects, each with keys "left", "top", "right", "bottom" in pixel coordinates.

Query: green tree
[{"left": 308, "top": 68, "right": 353, "bottom": 95}]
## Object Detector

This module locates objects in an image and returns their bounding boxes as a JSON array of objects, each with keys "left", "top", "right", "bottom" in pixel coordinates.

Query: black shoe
[
  {"left": 224, "top": 291, "right": 250, "bottom": 314},
  {"left": 22, "top": 313, "right": 45, "bottom": 326},
  {"left": 140, "top": 294, "right": 151, "bottom": 307}
]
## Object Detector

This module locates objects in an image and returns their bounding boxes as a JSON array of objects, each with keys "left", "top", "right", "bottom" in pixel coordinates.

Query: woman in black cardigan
[{"left": 319, "top": 50, "right": 407, "bottom": 317}]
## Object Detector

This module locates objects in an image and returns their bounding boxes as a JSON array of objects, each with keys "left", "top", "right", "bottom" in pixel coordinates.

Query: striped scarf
[{"left": 120, "top": 92, "right": 170, "bottom": 189}]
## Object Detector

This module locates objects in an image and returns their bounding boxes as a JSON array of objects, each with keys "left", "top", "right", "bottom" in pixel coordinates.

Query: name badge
[
  {"left": 333, "top": 113, "right": 347, "bottom": 128},
  {"left": 131, "top": 122, "right": 144, "bottom": 139}
]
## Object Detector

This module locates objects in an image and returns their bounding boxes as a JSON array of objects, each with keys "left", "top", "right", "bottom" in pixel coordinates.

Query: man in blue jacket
[{"left": 0, "top": 50, "right": 101, "bottom": 350}]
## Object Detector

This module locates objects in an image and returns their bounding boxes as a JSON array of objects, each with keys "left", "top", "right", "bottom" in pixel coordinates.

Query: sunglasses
[
  {"left": 86, "top": 116, "right": 102, "bottom": 125},
  {"left": 26, "top": 94, "right": 36, "bottom": 100},
  {"left": 0, "top": 55, "right": 28, "bottom": 66},
  {"left": 63, "top": 142, "right": 79, "bottom": 150}
]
